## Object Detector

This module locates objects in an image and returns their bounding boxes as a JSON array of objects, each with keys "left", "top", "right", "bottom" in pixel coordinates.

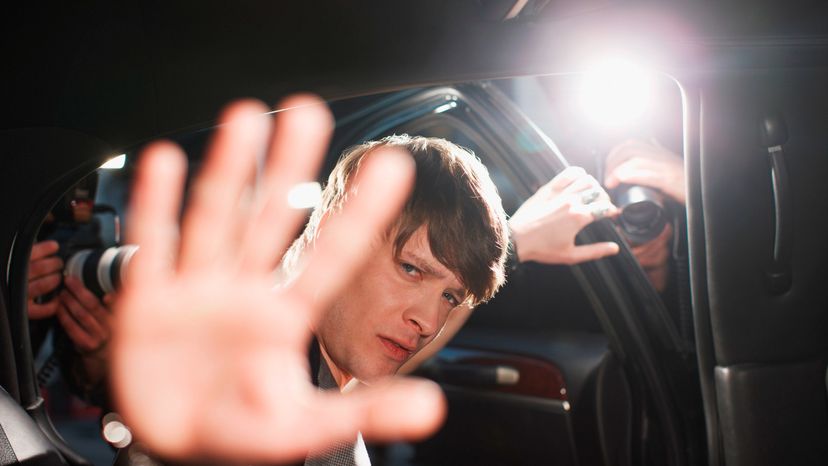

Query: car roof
[{"left": 5, "top": 0, "right": 828, "bottom": 151}]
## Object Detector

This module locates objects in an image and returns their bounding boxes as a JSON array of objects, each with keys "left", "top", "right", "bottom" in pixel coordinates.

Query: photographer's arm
[
  {"left": 110, "top": 96, "right": 445, "bottom": 463},
  {"left": 509, "top": 167, "right": 619, "bottom": 266}
]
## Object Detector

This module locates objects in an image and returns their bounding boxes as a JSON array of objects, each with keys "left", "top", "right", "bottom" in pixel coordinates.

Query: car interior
[{"left": 2, "top": 1, "right": 827, "bottom": 466}]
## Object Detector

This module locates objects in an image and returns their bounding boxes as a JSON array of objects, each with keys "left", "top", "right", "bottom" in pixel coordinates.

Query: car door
[
  {"left": 326, "top": 81, "right": 703, "bottom": 466},
  {"left": 687, "top": 61, "right": 828, "bottom": 466}
]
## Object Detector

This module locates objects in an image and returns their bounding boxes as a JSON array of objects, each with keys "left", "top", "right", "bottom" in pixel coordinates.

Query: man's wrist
[{"left": 506, "top": 228, "right": 522, "bottom": 272}]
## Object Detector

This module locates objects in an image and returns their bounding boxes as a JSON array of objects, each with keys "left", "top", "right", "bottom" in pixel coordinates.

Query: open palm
[{"left": 111, "top": 96, "right": 446, "bottom": 463}]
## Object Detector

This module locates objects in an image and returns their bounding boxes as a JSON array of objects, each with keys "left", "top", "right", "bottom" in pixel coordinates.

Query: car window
[{"left": 24, "top": 71, "right": 685, "bottom": 465}]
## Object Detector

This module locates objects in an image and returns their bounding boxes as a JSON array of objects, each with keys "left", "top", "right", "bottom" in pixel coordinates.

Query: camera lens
[
  {"left": 614, "top": 185, "right": 667, "bottom": 245},
  {"left": 64, "top": 245, "right": 139, "bottom": 297}
]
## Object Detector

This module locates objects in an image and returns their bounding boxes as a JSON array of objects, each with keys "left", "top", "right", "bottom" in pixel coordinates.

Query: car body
[{"left": 2, "top": 1, "right": 827, "bottom": 466}]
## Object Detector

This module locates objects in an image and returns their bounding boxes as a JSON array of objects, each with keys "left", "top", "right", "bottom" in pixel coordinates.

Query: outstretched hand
[
  {"left": 111, "top": 95, "right": 446, "bottom": 463},
  {"left": 509, "top": 167, "right": 619, "bottom": 265}
]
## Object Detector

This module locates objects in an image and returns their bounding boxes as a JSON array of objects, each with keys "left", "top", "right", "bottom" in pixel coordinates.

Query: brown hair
[{"left": 283, "top": 135, "right": 508, "bottom": 306}]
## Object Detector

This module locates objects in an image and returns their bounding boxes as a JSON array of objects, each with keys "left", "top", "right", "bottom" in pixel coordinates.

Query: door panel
[{"left": 693, "top": 67, "right": 828, "bottom": 465}]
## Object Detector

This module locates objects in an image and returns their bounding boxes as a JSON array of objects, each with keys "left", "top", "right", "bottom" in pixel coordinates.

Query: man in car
[
  {"left": 109, "top": 95, "right": 619, "bottom": 465},
  {"left": 278, "top": 132, "right": 617, "bottom": 464},
  {"left": 280, "top": 134, "right": 510, "bottom": 465}
]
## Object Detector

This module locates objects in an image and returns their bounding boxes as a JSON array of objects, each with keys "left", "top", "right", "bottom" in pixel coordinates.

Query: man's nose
[{"left": 402, "top": 298, "right": 442, "bottom": 338}]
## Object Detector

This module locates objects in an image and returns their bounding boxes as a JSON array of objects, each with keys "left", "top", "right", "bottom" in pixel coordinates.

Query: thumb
[
  {"left": 317, "top": 377, "right": 447, "bottom": 443},
  {"left": 568, "top": 242, "right": 620, "bottom": 264},
  {"left": 604, "top": 172, "right": 621, "bottom": 189},
  {"left": 208, "top": 376, "right": 447, "bottom": 463}
]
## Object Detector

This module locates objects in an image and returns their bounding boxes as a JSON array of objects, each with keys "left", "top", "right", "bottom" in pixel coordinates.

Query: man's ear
[{"left": 397, "top": 303, "right": 474, "bottom": 375}]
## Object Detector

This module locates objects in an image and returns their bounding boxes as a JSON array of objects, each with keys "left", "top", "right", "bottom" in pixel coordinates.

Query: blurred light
[
  {"left": 102, "top": 412, "right": 132, "bottom": 448},
  {"left": 579, "top": 58, "right": 654, "bottom": 128},
  {"left": 100, "top": 154, "right": 126, "bottom": 169},
  {"left": 433, "top": 101, "right": 458, "bottom": 114},
  {"left": 287, "top": 181, "right": 322, "bottom": 209}
]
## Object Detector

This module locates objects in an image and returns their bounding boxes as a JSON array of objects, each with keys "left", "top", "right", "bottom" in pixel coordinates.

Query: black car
[{"left": 2, "top": 2, "right": 827, "bottom": 466}]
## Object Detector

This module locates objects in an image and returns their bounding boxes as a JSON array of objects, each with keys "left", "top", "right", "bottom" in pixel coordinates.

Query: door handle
[
  {"left": 416, "top": 361, "right": 520, "bottom": 387},
  {"left": 759, "top": 112, "right": 793, "bottom": 294}
]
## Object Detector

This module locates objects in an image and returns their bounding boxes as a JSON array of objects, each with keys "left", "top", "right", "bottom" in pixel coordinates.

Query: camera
[
  {"left": 38, "top": 175, "right": 137, "bottom": 299},
  {"left": 612, "top": 184, "right": 667, "bottom": 245},
  {"left": 41, "top": 207, "right": 138, "bottom": 299},
  {"left": 64, "top": 245, "right": 139, "bottom": 297}
]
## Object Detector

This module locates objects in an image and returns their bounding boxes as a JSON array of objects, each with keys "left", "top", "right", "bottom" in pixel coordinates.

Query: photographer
[
  {"left": 604, "top": 138, "right": 685, "bottom": 292},
  {"left": 28, "top": 179, "right": 114, "bottom": 406},
  {"left": 604, "top": 139, "right": 693, "bottom": 345}
]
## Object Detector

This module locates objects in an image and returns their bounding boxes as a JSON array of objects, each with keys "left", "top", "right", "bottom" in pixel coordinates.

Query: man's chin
[{"left": 356, "top": 364, "right": 404, "bottom": 384}]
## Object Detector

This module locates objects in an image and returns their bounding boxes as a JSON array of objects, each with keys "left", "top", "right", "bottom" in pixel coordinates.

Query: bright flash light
[
  {"left": 287, "top": 181, "right": 322, "bottom": 209},
  {"left": 579, "top": 59, "right": 654, "bottom": 128},
  {"left": 100, "top": 154, "right": 126, "bottom": 169}
]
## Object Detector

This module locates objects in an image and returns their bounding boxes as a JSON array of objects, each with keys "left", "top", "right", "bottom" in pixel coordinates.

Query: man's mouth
[{"left": 379, "top": 336, "right": 415, "bottom": 362}]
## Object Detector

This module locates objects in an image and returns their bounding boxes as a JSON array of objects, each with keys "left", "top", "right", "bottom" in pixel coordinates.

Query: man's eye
[
  {"left": 401, "top": 263, "right": 418, "bottom": 275},
  {"left": 443, "top": 292, "right": 458, "bottom": 306}
]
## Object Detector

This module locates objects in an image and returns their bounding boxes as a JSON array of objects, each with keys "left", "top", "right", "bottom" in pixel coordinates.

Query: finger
[
  {"left": 29, "top": 256, "right": 63, "bottom": 280},
  {"left": 56, "top": 306, "right": 98, "bottom": 351},
  {"left": 605, "top": 139, "right": 645, "bottom": 174},
  {"left": 28, "top": 273, "right": 61, "bottom": 297},
  {"left": 127, "top": 141, "right": 187, "bottom": 286},
  {"left": 102, "top": 293, "right": 115, "bottom": 309},
  {"left": 60, "top": 289, "right": 106, "bottom": 337},
  {"left": 64, "top": 276, "right": 100, "bottom": 310},
  {"left": 30, "top": 241, "right": 59, "bottom": 261},
  {"left": 289, "top": 147, "right": 415, "bottom": 318},
  {"left": 559, "top": 174, "right": 602, "bottom": 198},
  {"left": 65, "top": 277, "right": 111, "bottom": 332},
  {"left": 572, "top": 199, "right": 619, "bottom": 222},
  {"left": 309, "top": 378, "right": 446, "bottom": 443},
  {"left": 28, "top": 299, "right": 60, "bottom": 320},
  {"left": 566, "top": 242, "right": 620, "bottom": 264},
  {"left": 240, "top": 94, "right": 333, "bottom": 272},
  {"left": 605, "top": 159, "right": 663, "bottom": 191},
  {"left": 179, "top": 100, "right": 270, "bottom": 272},
  {"left": 230, "top": 379, "right": 446, "bottom": 463},
  {"left": 547, "top": 166, "right": 586, "bottom": 193}
]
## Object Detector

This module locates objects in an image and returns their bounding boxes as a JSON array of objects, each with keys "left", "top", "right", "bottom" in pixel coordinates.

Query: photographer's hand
[
  {"left": 604, "top": 139, "right": 685, "bottom": 205},
  {"left": 57, "top": 277, "right": 111, "bottom": 354},
  {"left": 509, "top": 167, "right": 619, "bottom": 265},
  {"left": 111, "top": 96, "right": 445, "bottom": 463},
  {"left": 27, "top": 240, "right": 63, "bottom": 319},
  {"left": 56, "top": 277, "right": 112, "bottom": 387}
]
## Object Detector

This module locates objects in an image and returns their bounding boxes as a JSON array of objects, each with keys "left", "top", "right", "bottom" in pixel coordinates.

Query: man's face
[{"left": 315, "top": 225, "right": 466, "bottom": 384}]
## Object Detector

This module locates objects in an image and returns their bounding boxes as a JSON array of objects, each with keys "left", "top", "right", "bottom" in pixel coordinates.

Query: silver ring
[
  {"left": 580, "top": 189, "right": 601, "bottom": 205},
  {"left": 590, "top": 203, "right": 610, "bottom": 220}
]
